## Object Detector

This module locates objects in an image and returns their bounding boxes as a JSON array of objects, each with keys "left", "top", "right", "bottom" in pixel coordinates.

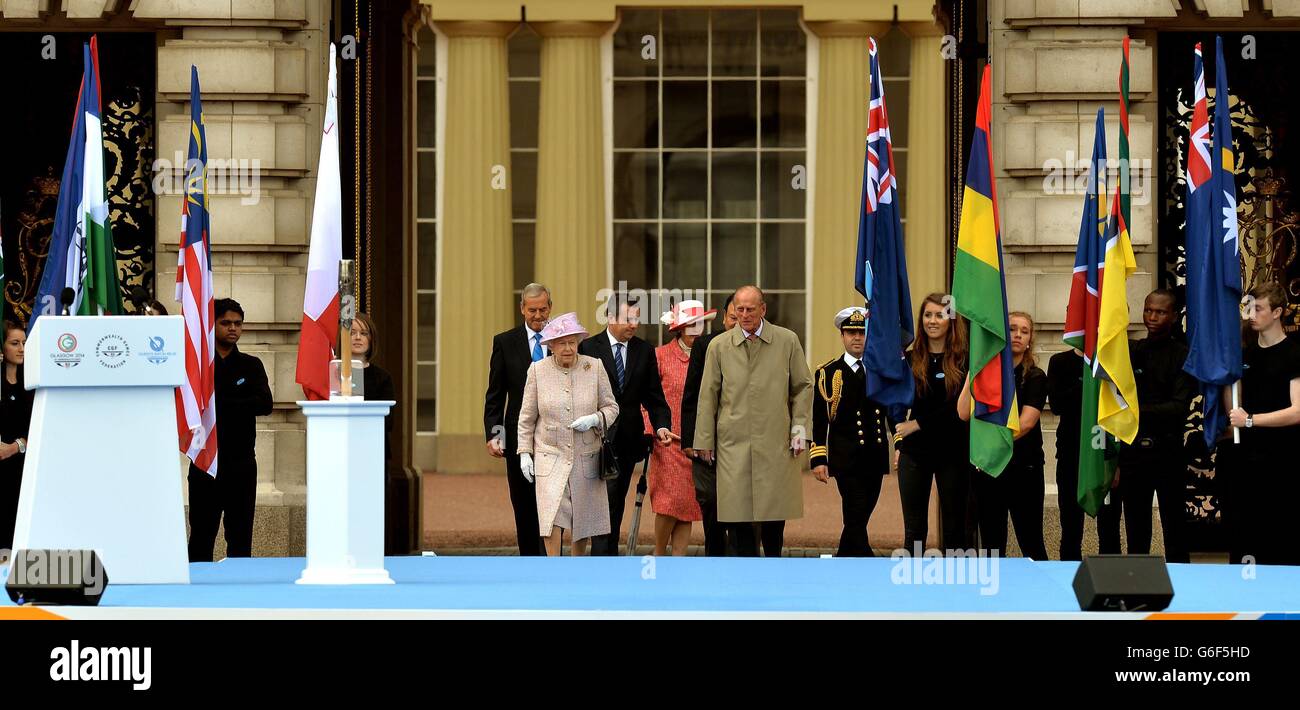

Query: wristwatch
[
  {"left": 1245, "top": 416, "right": 1254, "bottom": 428},
  {"left": 15, "top": 438, "right": 26, "bottom": 454}
]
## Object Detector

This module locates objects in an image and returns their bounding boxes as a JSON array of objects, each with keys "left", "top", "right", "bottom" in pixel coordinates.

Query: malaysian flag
[
  {"left": 175, "top": 65, "right": 218, "bottom": 476},
  {"left": 855, "top": 37, "right": 914, "bottom": 423}
]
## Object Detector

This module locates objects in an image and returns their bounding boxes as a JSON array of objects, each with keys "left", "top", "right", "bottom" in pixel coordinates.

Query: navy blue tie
[
  {"left": 531, "top": 333, "right": 543, "bottom": 362},
  {"left": 613, "top": 342, "right": 626, "bottom": 389}
]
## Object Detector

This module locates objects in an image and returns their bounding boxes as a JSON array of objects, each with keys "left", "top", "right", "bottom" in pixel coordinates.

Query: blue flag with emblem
[{"left": 855, "top": 37, "right": 914, "bottom": 423}]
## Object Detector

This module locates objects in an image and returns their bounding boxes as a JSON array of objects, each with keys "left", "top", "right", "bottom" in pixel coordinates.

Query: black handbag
[{"left": 597, "top": 411, "right": 621, "bottom": 481}]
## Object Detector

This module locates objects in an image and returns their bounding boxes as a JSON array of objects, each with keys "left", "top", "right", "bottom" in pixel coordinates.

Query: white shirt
[
  {"left": 843, "top": 353, "right": 862, "bottom": 373},
  {"left": 606, "top": 329, "right": 629, "bottom": 371},
  {"left": 741, "top": 320, "right": 765, "bottom": 340},
  {"left": 525, "top": 326, "right": 548, "bottom": 358}
]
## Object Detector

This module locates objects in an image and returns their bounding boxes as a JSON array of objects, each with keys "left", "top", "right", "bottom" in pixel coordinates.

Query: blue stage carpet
[{"left": 5, "top": 557, "right": 1299, "bottom": 616}]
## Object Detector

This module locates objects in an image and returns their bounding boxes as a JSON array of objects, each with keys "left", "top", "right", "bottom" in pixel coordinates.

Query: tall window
[
  {"left": 509, "top": 26, "right": 540, "bottom": 295},
  {"left": 415, "top": 25, "right": 437, "bottom": 434},
  {"left": 612, "top": 9, "right": 808, "bottom": 344}
]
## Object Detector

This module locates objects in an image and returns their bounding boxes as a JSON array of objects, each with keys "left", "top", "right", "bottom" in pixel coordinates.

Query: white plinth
[
  {"left": 296, "top": 399, "right": 396, "bottom": 585},
  {"left": 14, "top": 316, "right": 189, "bottom": 584}
]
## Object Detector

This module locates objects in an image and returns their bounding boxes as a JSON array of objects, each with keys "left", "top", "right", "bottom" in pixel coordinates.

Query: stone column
[
  {"left": 532, "top": 21, "right": 612, "bottom": 320},
  {"left": 805, "top": 21, "right": 889, "bottom": 366},
  {"left": 901, "top": 21, "right": 950, "bottom": 308},
  {"left": 433, "top": 21, "right": 516, "bottom": 474}
]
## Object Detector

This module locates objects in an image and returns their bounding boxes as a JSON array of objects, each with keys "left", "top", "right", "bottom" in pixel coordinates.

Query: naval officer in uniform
[{"left": 810, "top": 307, "right": 891, "bottom": 557}]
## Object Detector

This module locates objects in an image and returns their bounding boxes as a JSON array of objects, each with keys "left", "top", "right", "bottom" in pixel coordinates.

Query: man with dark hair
[
  {"left": 681, "top": 292, "right": 738, "bottom": 556},
  {"left": 1106, "top": 289, "right": 1195, "bottom": 563},
  {"left": 580, "top": 299, "right": 673, "bottom": 556},
  {"left": 188, "top": 298, "right": 274, "bottom": 562}
]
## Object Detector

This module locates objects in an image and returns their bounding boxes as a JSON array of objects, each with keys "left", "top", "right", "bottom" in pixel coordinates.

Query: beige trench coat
[
  {"left": 693, "top": 320, "right": 813, "bottom": 522},
  {"left": 517, "top": 355, "right": 620, "bottom": 540}
]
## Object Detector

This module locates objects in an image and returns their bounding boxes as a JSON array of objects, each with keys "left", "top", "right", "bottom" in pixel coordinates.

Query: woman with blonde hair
[
  {"left": 958, "top": 310, "right": 1049, "bottom": 559},
  {"left": 517, "top": 312, "right": 620, "bottom": 556}
]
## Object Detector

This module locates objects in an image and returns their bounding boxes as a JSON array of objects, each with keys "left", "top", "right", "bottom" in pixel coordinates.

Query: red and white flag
[
  {"left": 295, "top": 43, "right": 342, "bottom": 400},
  {"left": 176, "top": 65, "right": 218, "bottom": 476}
]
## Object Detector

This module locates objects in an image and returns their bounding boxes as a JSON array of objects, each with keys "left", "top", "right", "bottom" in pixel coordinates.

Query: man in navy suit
[
  {"left": 484, "top": 283, "right": 553, "bottom": 556},
  {"left": 580, "top": 300, "right": 673, "bottom": 555}
]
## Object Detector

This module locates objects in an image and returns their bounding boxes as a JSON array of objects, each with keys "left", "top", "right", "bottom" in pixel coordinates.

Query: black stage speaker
[
  {"left": 5, "top": 549, "right": 108, "bottom": 606},
  {"left": 1073, "top": 554, "right": 1173, "bottom": 612}
]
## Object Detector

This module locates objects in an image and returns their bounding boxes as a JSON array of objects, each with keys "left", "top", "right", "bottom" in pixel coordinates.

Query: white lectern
[
  {"left": 296, "top": 399, "right": 395, "bottom": 585},
  {"left": 14, "top": 315, "right": 190, "bottom": 584}
]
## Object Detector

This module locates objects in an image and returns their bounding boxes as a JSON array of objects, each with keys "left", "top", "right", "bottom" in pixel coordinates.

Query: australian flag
[
  {"left": 855, "top": 37, "right": 914, "bottom": 423},
  {"left": 1183, "top": 37, "right": 1242, "bottom": 450}
]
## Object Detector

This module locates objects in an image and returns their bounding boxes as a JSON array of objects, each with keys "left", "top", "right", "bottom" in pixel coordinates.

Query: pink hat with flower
[
  {"left": 538, "top": 311, "right": 588, "bottom": 344},
  {"left": 661, "top": 299, "right": 717, "bottom": 331}
]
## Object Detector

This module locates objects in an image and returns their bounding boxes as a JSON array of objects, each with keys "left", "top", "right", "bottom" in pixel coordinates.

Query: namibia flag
[{"left": 952, "top": 65, "right": 1019, "bottom": 477}]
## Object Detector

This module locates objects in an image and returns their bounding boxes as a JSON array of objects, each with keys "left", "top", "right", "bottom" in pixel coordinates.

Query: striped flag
[
  {"left": 855, "top": 37, "right": 914, "bottom": 423},
  {"left": 1063, "top": 110, "right": 1116, "bottom": 515},
  {"left": 174, "top": 66, "right": 218, "bottom": 477},
  {"left": 31, "top": 36, "right": 122, "bottom": 329},
  {"left": 1093, "top": 39, "right": 1140, "bottom": 445},
  {"left": 952, "top": 65, "right": 1019, "bottom": 477},
  {"left": 295, "top": 43, "right": 343, "bottom": 400},
  {"left": 1182, "top": 39, "right": 1241, "bottom": 449}
]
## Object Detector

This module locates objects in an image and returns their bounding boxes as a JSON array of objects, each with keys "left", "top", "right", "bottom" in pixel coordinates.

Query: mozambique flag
[
  {"left": 952, "top": 65, "right": 1019, "bottom": 477},
  {"left": 1063, "top": 110, "right": 1117, "bottom": 515},
  {"left": 1093, "top": 39, "right": 1140, "bottom": 445},
  {"left": 1095, "top": 184, "right": 1140, "bottom": 443}
]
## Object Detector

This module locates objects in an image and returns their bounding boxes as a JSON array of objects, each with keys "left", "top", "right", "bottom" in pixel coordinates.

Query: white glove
[
  {"left": 569, "top": 414, "right": 601, "bottom": 432},
  {"left": 519, "top": 453, "right": 535, "bottom": 483}
]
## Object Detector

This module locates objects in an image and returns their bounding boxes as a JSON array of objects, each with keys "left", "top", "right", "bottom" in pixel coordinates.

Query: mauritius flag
[
  {"left": 32, "top": 36, "right": 121, "bottom": 328},
  {"left": 952, "top": 65, "right": 1019, "bottom": 477},
  {"left": 1063, "top": 110, "right": 1116, "bottom": 515}
]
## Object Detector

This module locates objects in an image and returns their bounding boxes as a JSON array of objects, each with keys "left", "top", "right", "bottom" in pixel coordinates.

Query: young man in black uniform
[
  {"left": 1225, "top": 282, "right": 1300, "bottom": 565},
  {"left": 810, "top": 307, "right": 890, "bottom": 557},
  {"left": 1108, "top": 289, "right": 1195, "bottom": 562},
  {"left": 1046, "top": 347, "right": 1121, "bottom": 559},
  {"left": 187, "top": 298, "right": 274, "bottom": 562}
]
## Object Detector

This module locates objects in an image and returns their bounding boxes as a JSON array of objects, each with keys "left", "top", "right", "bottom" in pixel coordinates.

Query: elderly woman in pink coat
[{"left": 517, "top": 312, "right": 620, "bottom": 556}]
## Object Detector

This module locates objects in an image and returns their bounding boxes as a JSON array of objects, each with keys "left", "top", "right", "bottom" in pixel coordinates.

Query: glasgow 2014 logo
[{"left": 50, "top": 333, "right": 84, "bottom": 368}]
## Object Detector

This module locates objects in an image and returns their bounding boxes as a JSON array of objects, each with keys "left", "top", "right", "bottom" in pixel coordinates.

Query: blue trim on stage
[{"left": 4, "top": 557, "right": 1299, "bottom": 613}]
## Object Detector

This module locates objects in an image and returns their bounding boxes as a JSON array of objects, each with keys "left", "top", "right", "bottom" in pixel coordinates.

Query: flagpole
[{"left": 1231, "top": 381, "right": 1241, "bottom": 444}]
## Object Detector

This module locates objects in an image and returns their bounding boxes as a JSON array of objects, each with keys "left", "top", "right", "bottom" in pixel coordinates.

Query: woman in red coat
[{"left": 642, "top": 301, "right": 712, "bottom": 555}]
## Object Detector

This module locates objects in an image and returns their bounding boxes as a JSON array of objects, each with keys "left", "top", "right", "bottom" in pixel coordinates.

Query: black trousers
[
  {"left": 693, "top": 459, "right": 731, "bottom": 557},
  {"left": 0, "top": 458, "right": 23, "bottom": 552},
  {"left": 1105, "top": 453, "right": 1190, "bottom": 563},
  {"left": 187, "top": 461, "right": 257, "bottom": 562},
  {"left": 731, "top": 521, "right": 785, "bottom": 557},
  {"left": 897, "top": 452, "right": 971, "bottom": 553},
  {"left": 505, "top": 453, "right": 543, "bottom": 556},
  {"left": 1219, "top": 444, "right": 1296, "bottom": 566},
  {"left": 974, "top": 461, "right": 1048, "bottom": 560},
  {"left": 1056, "top": 452, "right": 1123, "bottom": 560},
  {"left": 834, "top": 472, "right": 883, "bottom": 557},
  {"left": 591, "top": 446, "right": 643, "bottom": 556}
]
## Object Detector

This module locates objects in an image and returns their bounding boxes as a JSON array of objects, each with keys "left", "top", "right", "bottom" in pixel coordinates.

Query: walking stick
[{"left": 624, "top": 447, "right": 652, "bottom": 556}]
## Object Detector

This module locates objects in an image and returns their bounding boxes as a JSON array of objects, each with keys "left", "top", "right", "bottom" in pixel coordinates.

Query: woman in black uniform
[
  {"left": 893, "top": 293, "right": 971, "bottom": 554},
  {"left": 1, "top": 320, "right": 33, "bottom": 553}
]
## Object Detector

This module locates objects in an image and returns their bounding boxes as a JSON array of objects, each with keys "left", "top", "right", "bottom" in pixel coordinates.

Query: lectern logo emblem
[
  {"left": 51, "top": 333, "right": 85, "bottom": 368},
  {"left": 143, "top": 336, "right": 174, "bottom": 365},
  {"left": 95, "top": 334, "right": 131, "bottom": 369}
]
